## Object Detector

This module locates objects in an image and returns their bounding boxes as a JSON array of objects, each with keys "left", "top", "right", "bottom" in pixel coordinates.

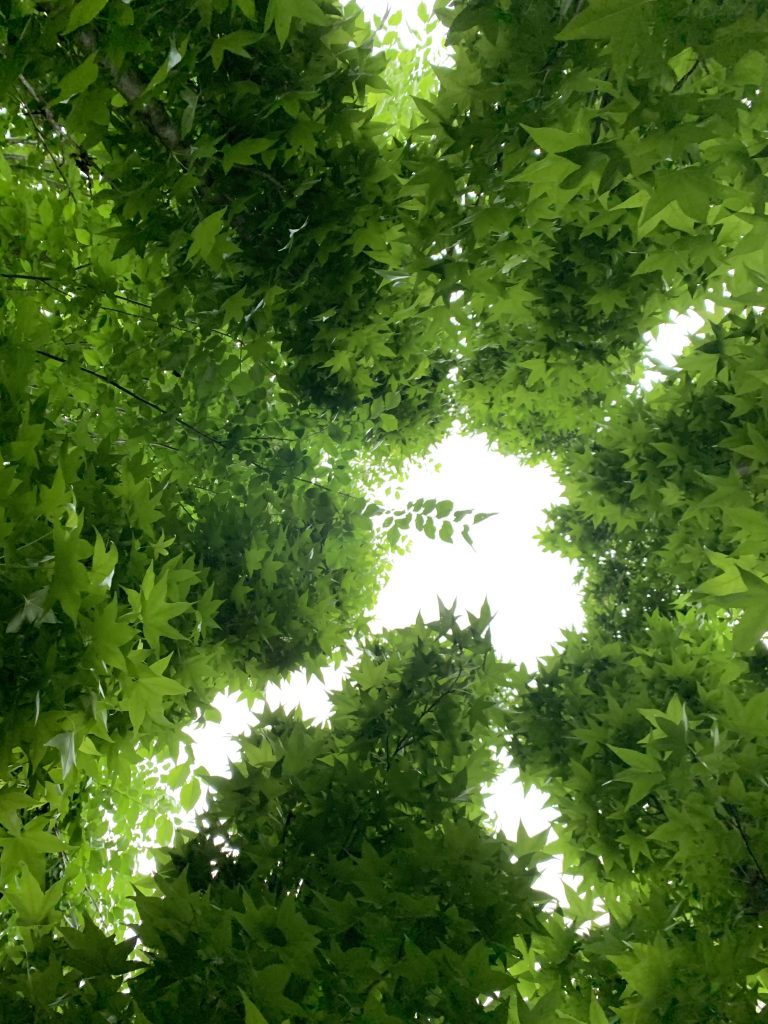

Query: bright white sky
[
  {"left": 354, "top": 0, "right": 448, "bottom": 54},
  {"left": 188, "top": 429, "right": 584, "bottom": 900},
  {"left": 191, "top": 432, "right": 585, "bottom": 724},
  {"left": 182, "top": 0, "right": 700, "bottom": 909}
]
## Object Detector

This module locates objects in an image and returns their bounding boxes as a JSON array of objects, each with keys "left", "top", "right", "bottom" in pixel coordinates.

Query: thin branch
[
  {"left": 14, "top": 87, "right": 75, "bottom": 200},
  {"left": 0, "top": 533, "right": 50, "bottom": 569},
  {"left": 0, "top": 272, "right": 53, "bottom": 282},
  {"left": 254, "top": 166, "right": 285, "bottom": 195},
  {"left": 672, "top": 59, "right": 701, "bottom": 93},
  {"left": 41, "top": 278, "right": 72, "bottom": 299},
  {"left": 103, "top": 299, "right": 239, "bottom": 342},
  {"left": 270, "top": 808, "right": 296, "bottom": 904},
  {"left": 18, "top": 75, "right": 65, "bottom": 134},
  {"left": 35, "top": 349, "right": 225, "bottom": 448},
  {"left": 15, "top": 533, "right": 49, "bottom": 553},
  {"left": 114, "top": 293, "right": 152, "bottom": 309},
  {"left": 1, "top": 155, "right": 70, "bottom": 189},
  {"left": 392, "top": 669, "right": 466, "bottom": 758},
  {"left": 724, "top": 801, "right": 768, "bottom": 887},
  {"left": 2, "top": 280, "right": 242, "bottom": 343}
]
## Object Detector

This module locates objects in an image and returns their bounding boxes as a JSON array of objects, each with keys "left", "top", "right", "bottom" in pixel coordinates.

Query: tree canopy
[{"left": 1, "top": 0, "right": 768, "bottom": 1019}]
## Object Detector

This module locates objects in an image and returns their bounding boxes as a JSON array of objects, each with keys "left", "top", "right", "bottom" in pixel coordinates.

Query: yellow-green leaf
[
  {"left": 188, "top": 208, "right": 228, "bottom": 263},
  {"left": 222, "top": 138, "right": 274, "bottom": 173},
  {"left": 55, "top": 53, "right": 99, "bottom": 103},
  {"left": 264, "top": 0, "right": 329, "bottom": 47},
  {"left": 209, "top": 30, "right": 260, "bottom": 71},
  {"left": 241, "top": 991, "right": 269, "bottom": 1024},
  {"left": 65, "top": 0, "right": 109, "bottom": 33}
]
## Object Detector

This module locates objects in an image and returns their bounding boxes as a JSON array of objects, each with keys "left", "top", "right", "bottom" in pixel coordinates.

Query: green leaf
[
  {"left": 234, "top": 0, "right": 257, "bottom": 18},
  {"left": 121, "top": 653, "right": 188, "bottom": 731},
  {"left": 145, "top": 37, "right": 188, "bottom": 93},
  {"left": 54, "top": 53, "right": 99, "bottom": 102},
  {"left": 44, "top": 732, "right": 77, "bottom": 779},
  {"left": 50, "top": 519, "right": 91, "bottom": 622},
  {"left": 165, "top": 761, "right": 192, "bottom": 789},
  {"left": 623, "top": 771, "right": 665, "bottom": 809},
  {"left": 209, "top": 30, "right": 260, "bottom": 71},
  {"left": 64, "top": 0, "right": 109, "bottom": 33},
  {"left": 5, "top": 866, "right": 64, "bottom": 926},
  {"left": 522, "top": 124, "right": 589, "bottom": 154},
  {"left": 180, "top": 87, "right": 199, "bottom": 137},
  {"left": 61, "top": 915, "right": 139, "bottom": 976},
  {"left": 91, "top": 530, "right": 117, "bottom": 590},
  {"left": 6, "top": 587, "right": 57, "bottom": 634},
  {"left": 589, "top": 997, "right": 610, "bottom": 1024},
  {"left": 639, "top": 169, "right": 711, "bottom": 230},
  {"left": 264, "top": 0, "right": 330, "bottom": 47},
  {"left": 0, "top": 790, "right": 35, "bottom": 829},
  {"left": 222, "top": 138, "right": 275, "bottom": 173},
  {"left": 188, "top": 207, "right": 228, "bottom": 264},
  {"left": 88, "top": 597, "right": 134, "bottom": 671},
  {"left": 556, "top": 0, "right": 652, "bottom": 40},
  {"left": 609, "top": 745, "right": 659, "bottom": 772},
  {"left": 732, "top": 571, "right": 768, "bottom": 650},
  {"left": 241, "top": 990, "right": 269, "bottom": 1024},
  {"left": 180, "top": 776, "right": 202, "bottom": 812},
  {"left": 0, "top": 820, "right": 66, "bottom": 875},
  {"left": 134, "top": 564, "right": 191, "bottom": 650},
  {"left": 697, "top": 566, "right": 745, "bottom": 598},
  {"left": 468, "top": 598, "right": 493, "bottom": 634}
]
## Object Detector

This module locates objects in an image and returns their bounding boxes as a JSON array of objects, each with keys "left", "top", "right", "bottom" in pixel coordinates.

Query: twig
[
  {"left": 0, "top": 532, "right": 50, "bottom": 569},
  {"left": 35, "top": 349, "right": 225, "bottom": 448},
  {"left": 103, "top": 299, "right": 239, "bottom": 342},
  {"left": 392, "top": 669, "right": 466, "bottom": 758},
  {"left": 18, "top": 75, "right": 64, "bottom": 134},
  {"left": 0, "top": 272, "right": 53, "bottom": 282},
  {"left": 254, "top": 167, "right": 285, "bottom": 194},
  {"left": 672, "top": 59, "right": 700, "bottom": 93},
  {"left": 14, "top": 87, "right": 75, "bottom": 200},
  {"left": 4, "top": 281, "right": 243, "bottom": 344},
  {"left": 270, "top": 808, "right": 296, "bottom": 904},
  {"left": 1, "top": 156, "right": 70, "bottom": 190},
  {"left": 724, "top": 801, "right": 768, "bottom": 887}
]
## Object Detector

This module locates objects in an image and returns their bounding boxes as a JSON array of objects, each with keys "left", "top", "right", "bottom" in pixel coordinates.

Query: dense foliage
[{"left": 2, "top": 0, "right": 768, "bottom": 1019}]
